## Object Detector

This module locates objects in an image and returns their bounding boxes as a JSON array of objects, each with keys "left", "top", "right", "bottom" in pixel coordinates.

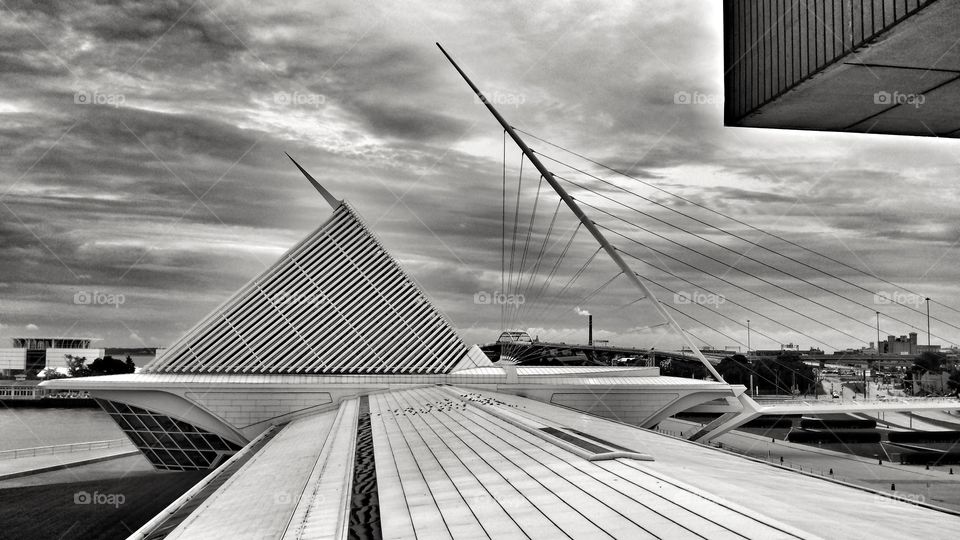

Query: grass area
[{"left": 0, "top": 470, "right": 208, "bottom": 539}]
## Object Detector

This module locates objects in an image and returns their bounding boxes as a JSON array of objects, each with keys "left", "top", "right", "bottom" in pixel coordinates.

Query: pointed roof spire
[{"left": 285, "top": 152, "right": 340, "bottom": 209}]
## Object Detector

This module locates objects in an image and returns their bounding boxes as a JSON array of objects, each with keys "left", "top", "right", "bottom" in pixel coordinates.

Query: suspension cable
[
  {"left": 594, "top": 220, "right": 867, "bottom": 344},
  {"left": 565, "top": 175, "right": 955, "bottom": 344},
  {"left": 546, "top": 163, "right": 960, "bottom": 335},
  {"left": 518, "top": 127, "right": 960, "bottom": 319}
]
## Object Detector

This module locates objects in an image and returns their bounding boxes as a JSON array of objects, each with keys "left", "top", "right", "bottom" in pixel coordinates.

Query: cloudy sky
[{"left": 1, "top": 0, "right": 958, "bottom": 353}]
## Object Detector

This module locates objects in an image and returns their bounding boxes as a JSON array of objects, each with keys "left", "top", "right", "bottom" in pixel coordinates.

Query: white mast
[{"left": 437, "top": 42, "right": 725, "bottom": 382}]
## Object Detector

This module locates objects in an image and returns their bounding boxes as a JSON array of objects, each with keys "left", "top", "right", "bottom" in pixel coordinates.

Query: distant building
[
  {"left": 0, "top": 337, "right": 102, "bottom": 377},
  {"left": 878, "top": 332, "right": 942, "bottom": 356},
  {"left": 881, "top": 333, "right": 918, "bottom": 355}
]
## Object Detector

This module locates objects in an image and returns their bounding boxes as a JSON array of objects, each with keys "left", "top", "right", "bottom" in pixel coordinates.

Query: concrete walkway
[
  {"left": 0, "top": 446, "right": 140, "bottom": 481},
  {"left": 661, "top": 417, "right": 960, "bottom": 513}
]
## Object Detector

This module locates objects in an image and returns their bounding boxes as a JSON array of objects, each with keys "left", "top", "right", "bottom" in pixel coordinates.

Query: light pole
[
  {"left": 926, "top": 297, "right": 931, "bottom": 347},
  {"left": 875, "top": 312, "right": 880, "bottom": 357},
  {"left": 747, "top": 319, "right": 751, "bottom": 354}
]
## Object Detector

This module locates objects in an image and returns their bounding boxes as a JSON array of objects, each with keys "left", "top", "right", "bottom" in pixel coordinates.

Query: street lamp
[
  {"left": 747, "top": 319, "right": 751, "bottom": 354},
  {"left": 876, "top": 312, "right": 880, "bottom": 357}
]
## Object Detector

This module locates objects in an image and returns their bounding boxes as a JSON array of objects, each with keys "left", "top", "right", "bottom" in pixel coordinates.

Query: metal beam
[
  {"left": 437, "top": 43, "right": 725, "bottom": 382},
  {"left": 285, "top": 152, "right": 341, "bottom": 209}
]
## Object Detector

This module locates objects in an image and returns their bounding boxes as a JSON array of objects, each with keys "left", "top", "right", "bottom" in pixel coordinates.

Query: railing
[
  {"left": 756, "top": 396, "right": 960, "bottom": 407},
  {"left": 0, "top": 387, "right": 91, "bottom": 400},
  {"left": 710, "top": 440, "right": 853, "bottom": 483},
  {"left": 0, "top": 438, "right": 133, "bottom": 460}
]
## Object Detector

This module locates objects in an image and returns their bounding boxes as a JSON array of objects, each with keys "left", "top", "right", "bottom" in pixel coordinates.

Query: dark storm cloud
[
  {"left": 76, "top": 1, "right": 243, "bottom": 49},
  {"left": 0, "top": 0, "right": 956, "bottom": 349},
  {"left": 349, "top": 100, "right": 469, "bottom": 142}
]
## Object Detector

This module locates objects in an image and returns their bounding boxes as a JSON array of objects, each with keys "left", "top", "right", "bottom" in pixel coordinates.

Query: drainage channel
[{"left": 348, "top": 395, "right": 382, "bottom": 539}]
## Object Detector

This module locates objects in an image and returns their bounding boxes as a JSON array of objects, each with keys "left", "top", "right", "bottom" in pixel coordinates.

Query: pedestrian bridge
[
  {"left": 754, "top": 396, "right": 960, "bottom": 415},
  {"left": 688, "top": 394, "right": 960, "bottom": 442}
]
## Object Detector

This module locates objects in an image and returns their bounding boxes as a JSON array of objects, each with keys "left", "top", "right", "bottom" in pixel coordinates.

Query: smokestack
[{"left": 588, "top": 315, "right": 593, "bottom": 346}]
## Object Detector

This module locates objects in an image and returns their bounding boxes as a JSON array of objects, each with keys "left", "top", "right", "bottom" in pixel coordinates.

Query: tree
[
  {"left": 913, "top": 351, "right": 946, "bottom": 375},
  {"left": 39, "top": 368, "right": 68, "bottom": 380},
  {"left": 947, "top": 368, "right": 960, "bottom": 397},
  {"left": 720, "top": 353, "right": 817, "bottom": 395},
  {"left": 89, "top": 356, "right": 136, "bottom": 376},
  {"left": 717, "top": 355, "right": 751, "bottom": 386},
  {"left": 65, "top": 355, "right": 91, "bottom": 378},
  {"left": 658, "top": 356, "right": 709, "bottom": 379}
]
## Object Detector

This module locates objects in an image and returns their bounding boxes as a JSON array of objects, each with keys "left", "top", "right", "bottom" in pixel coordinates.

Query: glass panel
[
  {"left": 110, "top": 414, "right": 136, "bottom": 432},
  {"left": 122, "top": 414, "right": 149, "bottom": 432},
  {"left": 168, "top": 431, "right": 192, "bottom": 449},
  {"left": 127, "top": 404, "right": 150, "bottom": 416},
  {"left": 142, "top": 448, "right": 161, "bottom": 464},
  {"left": 172, "top": 419, "right": 197, "bottom": 433},
  {"left": 200, "top": 451, "right": 218, "bottom": 465},
  {"left": 138, "top": 415, "right": 162, "bottom": 431},
  {"left": 153, "top": 432, "right": 177, "bottom": 449},
  {"left": 138, "top": 431, "right": 161, "bottom": 447},
  {"left": 113, "top": 402, "right": 134, "bottom": 414},
  {"left": 98, "top": 400, "right": 239, "bottom": 471},
  {"left": 154, "top": 415, "right": 178, "bottom": 431},
  {"left": 155, "top": 448, "right": 180, "bottom": 466},
  {"left": 124, "top": 431, "right": 146, "bottom": 447},
  {"left": 183, "top": 450, "right": 206, "bottom": 467},
  {"left": 187, "top": 433, "right": 212, "bottom": 451},
  {"left": 96, "top": 399, "right": 118, "bottom": 414}
]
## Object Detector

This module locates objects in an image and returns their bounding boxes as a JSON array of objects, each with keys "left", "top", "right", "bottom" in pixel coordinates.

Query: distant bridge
[
  {"left": 479, "top": 341, "right": 728, "bottom": 366},
  {"left": 689, "top": 394, "right": 960, "bottom": 442}
]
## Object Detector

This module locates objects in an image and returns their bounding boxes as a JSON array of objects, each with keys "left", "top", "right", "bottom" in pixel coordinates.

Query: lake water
[{"left": 0, "top": 406, "right": 124, "bottom": 451}]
